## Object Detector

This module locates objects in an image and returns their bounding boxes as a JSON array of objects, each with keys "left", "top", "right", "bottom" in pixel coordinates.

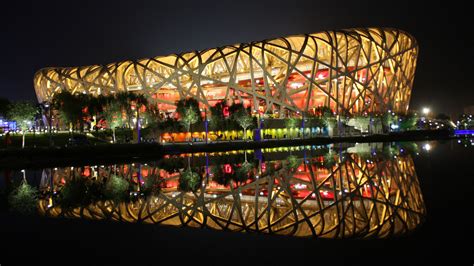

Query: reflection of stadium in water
[{"left": 38, "top": 146, "right": 425, "bottom": 238}]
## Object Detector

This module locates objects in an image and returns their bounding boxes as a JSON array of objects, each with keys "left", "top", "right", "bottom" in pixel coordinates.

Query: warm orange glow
[{"left": 34, "top": 28, "right": 417, "bottom": 115}]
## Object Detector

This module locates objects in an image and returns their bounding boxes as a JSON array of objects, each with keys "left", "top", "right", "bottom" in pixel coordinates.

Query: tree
[
  {"left": 176, "top": 98, "right": 201, "bottom": 141},
  {"left": 115, "top": 92, "right": 134, "bottom": 128},
  {"left": 178, "top": 168, "right": 201, "bottom": 192},
  {"left": 52, "top": 91, "right": 84, "bottom": 133},
  {"left": 234, "top": 161, "right": 254, "bottom": 184},
  {"left": 58, "top": 177, "right": 89, "bottom": 210},
  {"left": 181, "top": 108, "right": 199, "bottom": 135},
  {"left": 8, "top": 178, "right": 38, "bottom": 215},
  {"left": 104, "top": 174, "right": 129, "bottom": 202},
  {"left": 87, "top": 94, "right": 107, "bottom": 132},
  {"left": 314, "top": 106, "right": 333, "bottom": 118},
  {"left": 209, "top": 101, "right": 228, "bottom": 131},
  {"left": 103, "top": 102, "right": 124, "bottom": 143},
  {"left": 285, "top": 155, "right": 301, "bottom": 171},
  {"left": 399, "top": 113, "right": 418, "bottom": 131},
  {"left": 231, "top": 104, "right": 254, "bottom": 140},
  {"left": 381, "top": 112, "right": 398, "bottom": 133},
  {"left": 285, "top": 117, "right": 299, "bottom": 138},
  {"left": 7, "top": 101, "right": 37, "bottom": 148},
  {"left": 143, "top": 102, "right": 163, "bottom": 140}
]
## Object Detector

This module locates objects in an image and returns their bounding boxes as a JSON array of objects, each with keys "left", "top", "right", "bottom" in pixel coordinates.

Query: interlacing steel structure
[
  {"left": 34, "top": 28, "right": 418, "bottom": 115},
  {"left": 38, "top": 152, "right": 425, "bottom": 238}
]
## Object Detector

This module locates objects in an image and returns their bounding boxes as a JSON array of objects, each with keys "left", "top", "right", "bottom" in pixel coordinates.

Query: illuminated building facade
[
  {"left": 34, "top": 28, "right": 417, "bottom": 116},
  {"left": 38, "top": 150, "right": 425, "bottom": 238}
]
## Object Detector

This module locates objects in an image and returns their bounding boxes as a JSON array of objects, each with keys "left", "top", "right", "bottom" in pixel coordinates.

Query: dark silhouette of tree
[
  {"left": 209, "top": 101, "right": 228, "bottom": 131},
  {"left": 52, "top": 91, "right": 86, "bottom": 133},
  {"left": 86, "top": 94, "right": 107, "bottom": 131}
]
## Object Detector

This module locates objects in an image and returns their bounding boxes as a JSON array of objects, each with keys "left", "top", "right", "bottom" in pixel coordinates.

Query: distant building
[{"left": 0, "top": 117, "right": 17, "bottom": 132}]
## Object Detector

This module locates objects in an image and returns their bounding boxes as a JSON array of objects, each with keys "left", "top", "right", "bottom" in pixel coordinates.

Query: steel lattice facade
[
  {"left": 34, "top": 28, "right": 418, "bottom": 115},
  {"left": 38, "top": 153, "right": 425, "bottom": 238}
]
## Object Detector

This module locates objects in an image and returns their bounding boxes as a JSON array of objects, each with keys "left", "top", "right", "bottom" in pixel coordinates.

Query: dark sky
[{"left": 1, "top": 0, "right": 472, "bottom": 116}]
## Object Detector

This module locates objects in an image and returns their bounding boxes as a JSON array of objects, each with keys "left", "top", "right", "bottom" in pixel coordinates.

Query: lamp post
[
  {"left": 204, "top": 107, "right": 208, "bottom": 144},
  {"left": 422, "top": 107, "right": 431, "bottom": 117},
  {"left": 136, "top": 109, "right": 141, "bottom": 144},
  {"left": 253, "top": 109, "right": 261, "bottom": 141},
  {"left": 300, "top": 111, "right": 305, "bottom": 140},
  {"left": 41, "top": 101, "right": 53, "bottom": 146}
]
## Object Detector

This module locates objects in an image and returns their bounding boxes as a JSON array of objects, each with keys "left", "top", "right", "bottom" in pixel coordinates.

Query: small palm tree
[
  {"left": 181, "top": 107, "right": 199, "bottom": 137},
  {"left": 176, "top": 98, "right": 201, "bottom": 141}
]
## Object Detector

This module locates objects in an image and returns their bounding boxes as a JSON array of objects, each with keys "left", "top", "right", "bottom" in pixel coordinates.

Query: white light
[
  {"left": 422, "top": 107, "right": 430, "bottom": 115},
  {"left": 290, "top": 82, "right": 303, "bottom": 89},
  {"left": 423, "top": 143, "right": 431, "bottom": 151}
]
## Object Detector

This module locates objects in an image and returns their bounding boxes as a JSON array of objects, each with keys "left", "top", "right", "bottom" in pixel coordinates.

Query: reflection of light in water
[{"left": 37, "top": 152, "right": 426, "bottom": 238}]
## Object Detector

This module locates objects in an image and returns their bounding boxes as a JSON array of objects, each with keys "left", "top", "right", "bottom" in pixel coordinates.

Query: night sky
[{"left": 1, "top": 0, "right": 472, "bottom": 117}]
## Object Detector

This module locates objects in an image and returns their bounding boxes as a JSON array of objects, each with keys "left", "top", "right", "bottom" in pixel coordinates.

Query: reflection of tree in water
[
  {"left": 58, "top": 177, "right": 90, "bottom": 210},
  {"left": 143, "top": 174, "right": 161, "bottom": 196},
  {"left": 32, "top": 144, "right": 427, "bottom": 238},
  {"left": 211, "top": 160, "right": 256, "bottom": 186},
  {"left": 8, "top": 179, "right": 38, "bottom": 215},
  {"left": 211, "top": 166, "right": 232, "bottom": 186},
  {"left": 322, "top": 150, "right": 337, "bottom": 169},
  {"left": 104, "top": 174, "right": 129, "bottom": 202},
  {"left": 178, "top": 168, "right": 201, "bottom": 192},
  {"left": 157, "top": 157, "right": 185, "bottom": 173},
  {"left": 234, "top": 161, "right": 255, "bottom": 183},
  {"left": 285, "top": 155, "right": 301, "bottom": 171}
]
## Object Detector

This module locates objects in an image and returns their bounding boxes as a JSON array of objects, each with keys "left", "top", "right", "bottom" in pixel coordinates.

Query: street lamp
[
  {"left": 40, "top": 101, "right": 53, "bottom": 146},
  {"left": 203, "top": 107, "right": 208, "bottom": 144},
  {"left": 422, "top": 107, "right": 430, "bottom": 116}
]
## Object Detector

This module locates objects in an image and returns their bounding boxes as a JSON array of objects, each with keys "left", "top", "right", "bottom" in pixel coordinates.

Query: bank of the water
[{"left": 0, "top": 129, "right": 458, "bottom": 169}]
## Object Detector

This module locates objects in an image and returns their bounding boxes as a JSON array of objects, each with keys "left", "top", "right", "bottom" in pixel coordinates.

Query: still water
[{"left": 0, "top": 139, "right": 473, "bottom": 263}]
